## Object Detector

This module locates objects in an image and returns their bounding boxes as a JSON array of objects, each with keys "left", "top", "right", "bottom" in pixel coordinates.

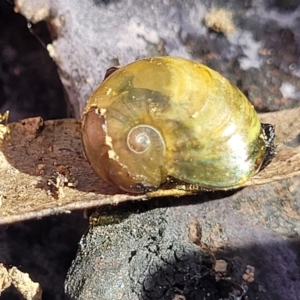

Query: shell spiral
[{"left": 82, "top": 56, "right": 274, "bottom": 193}]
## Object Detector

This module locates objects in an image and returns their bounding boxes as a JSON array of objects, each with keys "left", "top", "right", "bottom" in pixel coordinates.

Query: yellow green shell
[{"left": 82, "top": 56, "right": 272, "bottom": 193}]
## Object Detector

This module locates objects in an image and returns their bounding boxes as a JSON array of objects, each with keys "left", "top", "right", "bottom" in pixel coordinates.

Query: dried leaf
[{"left": 0, "top": 107, "right": 299, "bottom": 224}]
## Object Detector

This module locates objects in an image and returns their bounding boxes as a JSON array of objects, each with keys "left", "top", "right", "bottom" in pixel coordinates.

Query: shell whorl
[{"left": 127, "top": 125, "right": 165, "bottom": 155}]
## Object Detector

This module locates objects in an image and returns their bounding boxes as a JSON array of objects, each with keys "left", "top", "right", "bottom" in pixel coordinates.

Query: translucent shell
[{"left": 82, "top": 57, "right": 271, "bottom": 193}]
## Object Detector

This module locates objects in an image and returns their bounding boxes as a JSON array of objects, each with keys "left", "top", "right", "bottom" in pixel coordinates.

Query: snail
[{"left": 82, "top": 56, "right": 275, "bottom": 193}]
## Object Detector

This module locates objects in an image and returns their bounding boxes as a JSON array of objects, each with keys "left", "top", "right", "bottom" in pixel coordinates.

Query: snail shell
[{"left": 82, "top": 57, "right": 275, "bottom": 193}]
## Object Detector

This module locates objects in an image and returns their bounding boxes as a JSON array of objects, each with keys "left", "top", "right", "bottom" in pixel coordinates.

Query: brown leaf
[{"left": 0, "top": 107, "right": 299, "bottom": 224}]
